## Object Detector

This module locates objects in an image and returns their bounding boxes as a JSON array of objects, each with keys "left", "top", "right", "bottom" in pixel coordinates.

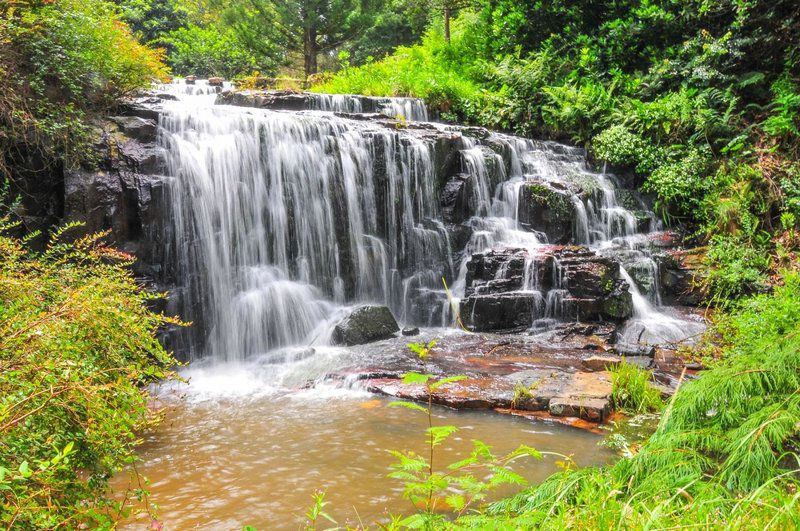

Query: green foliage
[
  {"left": 0, "top": 0, "right": 166, "bottom": 175},
  {"left": 164, "top": 24, "right": 269, "bottom": 77},
  {"left": 609, "top": 362, "right": 663, "bottom": 414},
  {"left": 312, "top": 18, "right": 483, "bottom": 117},
  {"left": 703, "top": 235, "right": 770, "bottom": 301},
  {"left": 118, "top": 0, "right": 189, "bottom": 47},
  {"left": 0, "top": 220, "right": 179, "bottom": 528},
  {"left": 762, "top": 76, "right": 800, "bottom": 141},
  {"left": 386, "top": 342, "right": 542, "bottom": 524}
]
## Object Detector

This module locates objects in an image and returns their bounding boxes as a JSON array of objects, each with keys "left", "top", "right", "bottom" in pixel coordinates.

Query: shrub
[
  {"left": 0, "top": 0, "right": 166, "bottom": 174},
  {"left": 703, "top": 234, "right": 770, "bottom": 301},
  {"left": 642, "top": 148, "right": 712, "bottom": 221},
  {"left": 0, "top": 221, "right": 179, "bottom": 528}
]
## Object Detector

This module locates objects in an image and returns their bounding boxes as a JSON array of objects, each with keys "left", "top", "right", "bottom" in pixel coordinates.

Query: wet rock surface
[
  {"left": 332, "top": 305, "right": 401, "bottom": 346},
  {"left": 322, "top": 319, "right": 701, "bottom": 426},
  {"left": 461, "top": 245, "right": 633, "bottom": 331},
  {"left": 325, "top": 329, "right": 633, "bottom": 422},
  {"left": 518, "top": 182, "right": 576, "bottom": 243}
]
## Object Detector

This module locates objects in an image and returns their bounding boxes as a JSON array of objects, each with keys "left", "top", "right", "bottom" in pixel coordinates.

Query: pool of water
[{"left": 114, "top": 371, "right": 613, "bottom": 530}]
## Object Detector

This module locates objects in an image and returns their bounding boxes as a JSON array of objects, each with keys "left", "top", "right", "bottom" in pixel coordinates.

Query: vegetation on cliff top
[
  {"left": 0, "top": 217, "right": 179, "bottom": 528},
  {"left": 0, "top": 0, "right": 166, "bottom": 177}
]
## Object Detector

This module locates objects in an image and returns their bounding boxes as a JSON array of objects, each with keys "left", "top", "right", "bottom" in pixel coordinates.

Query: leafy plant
[
  {"left": 386, "top": 341, "right": 542, "bottom": 526},
  {"left": 609, "top": 362, "right": 663, "bottom": 414},
  {"left": 0, "top": 218, "right": 181, "bottom": 528}
]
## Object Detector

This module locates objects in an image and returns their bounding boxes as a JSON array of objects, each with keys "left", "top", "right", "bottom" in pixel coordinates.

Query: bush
[
  {"left": 702, "top": 234, "right": 770, "bottom": 301},
  {"left": 0, "top": 221, "right": 178, "bottom": 528},
  {"left": 0, "top": 0, "right": 166, "bottom": 174}
]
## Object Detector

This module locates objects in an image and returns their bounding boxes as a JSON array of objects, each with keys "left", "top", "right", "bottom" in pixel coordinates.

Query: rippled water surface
[{"left": 115, "top": 375, "right": 613, "bottom": 530}]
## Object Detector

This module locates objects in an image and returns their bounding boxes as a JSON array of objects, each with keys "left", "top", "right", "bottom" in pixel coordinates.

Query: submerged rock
[{"left": 332, "top": 305, "right": 400, "bottom": 346}]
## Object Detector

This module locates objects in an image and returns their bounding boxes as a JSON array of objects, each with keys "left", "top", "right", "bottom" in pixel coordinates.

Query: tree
[
  {"left": 115, "top": 0, "right": 189, "bottom": 46},
  {"left": 220, "top": 0, "right": 379, "bottom": 77}
]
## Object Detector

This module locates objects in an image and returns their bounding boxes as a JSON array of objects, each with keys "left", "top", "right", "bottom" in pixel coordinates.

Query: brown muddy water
[{"left": 114, "top": 368, "right": 613, "bottom": 530}]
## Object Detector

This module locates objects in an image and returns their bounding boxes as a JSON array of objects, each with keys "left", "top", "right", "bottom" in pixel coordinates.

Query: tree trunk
[
  {"left": 444, "top": 7, "right": 451, "bottom": 43},
  {"left": 304, "top": 26, "right": 318, "bottom": 78}
]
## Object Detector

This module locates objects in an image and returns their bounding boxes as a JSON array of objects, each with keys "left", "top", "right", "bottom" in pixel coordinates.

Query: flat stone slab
[
  {"left": 322, "top": 325, "right": 688, "bottom": 427},
  {"left": 582, "top": 355, "right": 622, "bottom": 372},
  {"left": 549, "top": 397, "right": 610, "bottom": 422}
]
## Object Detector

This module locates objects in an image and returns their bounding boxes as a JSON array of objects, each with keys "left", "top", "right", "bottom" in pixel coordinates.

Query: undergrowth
[
  {"left": 0, "top": 218, "right": 180, "bottom": 529},
  {"left": 609, "top": 362, "right": 663, "bottom": 414}
]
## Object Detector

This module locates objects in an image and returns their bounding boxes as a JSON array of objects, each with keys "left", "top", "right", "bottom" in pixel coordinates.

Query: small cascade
[
  {"left": 152, "top": 80, "right": 701, "bottom": 363},
  {"left": 307, "top": 93, "right": 429, "bottom": 121}
]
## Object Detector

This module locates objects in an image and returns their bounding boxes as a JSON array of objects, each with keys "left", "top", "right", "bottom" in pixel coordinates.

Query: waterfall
[
  {"left": 158, "top": 82, "right": 448, "bottom": 360},
  {"left": 154, "top": 80, "right": 700, "bottom": 361}
]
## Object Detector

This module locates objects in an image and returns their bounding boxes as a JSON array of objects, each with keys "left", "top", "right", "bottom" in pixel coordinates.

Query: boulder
[
  {"left": 110, "top": 116, "right": 158, "bottom": 143},
  {"left": 440, "top": 174, "right": 471, "bottom": 223},
  {"left": 460, "top": 245, "right": 633, "bottom": 331},
  {"left": 518, "top": 182, "right": 576, "bottom": 243},
  {"left": 401, "top": 327, "right": 420, "bottom": 336},
  {"left": 460, "top": 293, "right": 536, "bottom": 332},
  {"left": 659, "top": 248, "right": 706, "bottom": 305},
  {"left": 185, "top": 75, "right": 196, "bottom": 85},
  {"left": 216, "top": 89, "right": 310, "bottom": 111},
  {"left": 332, "top": 305, "right": 400, "bottom": 346},
  {"left": 208, "top": 77, "right": 224, "bottom": 86}
]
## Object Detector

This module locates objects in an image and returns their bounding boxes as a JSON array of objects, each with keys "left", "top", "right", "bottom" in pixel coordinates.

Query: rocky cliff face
[{"left": 11, "top": 87, "right": 707, "bottom": 361}]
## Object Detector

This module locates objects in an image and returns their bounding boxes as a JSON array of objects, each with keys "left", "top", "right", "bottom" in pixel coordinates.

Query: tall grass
[
  {"left": 467, "top": 273, "right": 800, "bottom": 528},
  {"left": 609, "top": 362, "right": 664, "bottom": 414}
]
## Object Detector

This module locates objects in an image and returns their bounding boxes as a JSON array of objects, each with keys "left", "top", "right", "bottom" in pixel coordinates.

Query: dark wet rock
[
  {"left": 518, "top": 182, "right": 576, "bottom": 243},
  {"left": 614, "top": 342, "right": 656, "bottom": 357},
  {"left": 332, "top": 305, "right": 400, "bottom": 346},
  {"left": 549, "top": 397, "right": 610, "bottom": 422},
  {"left": 116, "top": 99, "right": 162, "bottom": 121},
  {"left": 110, "top": 116, "right": 157, "bottom": 143},
  {"left": 402, "top": 327, "right": 420, "bottom": 336},
  {"left": 185, "top": 75, "right": 196, "bottom": 85},
  {"left": 155, "top": 92, "right": 179, "bottom": 101},
  {"left": 441, "top": 174, "right": 471, "bottom": 223},
  {"left": 61, "top": 118, "right": 168, "bottom": 281},
  {"left": 461, "top": 293, "right": 536, "bottom": 332},
  {"left": 460, "top": 246, "right": 633, "bottom": 331},
  {"left": 659, "top": 248, "right": 706, "bottom": 305},
  {"left": 558, "top": 322, "right": 618, "bottom": 344},
  {"left": 626, "top": 356, "right": 655, "bottom": 370}
]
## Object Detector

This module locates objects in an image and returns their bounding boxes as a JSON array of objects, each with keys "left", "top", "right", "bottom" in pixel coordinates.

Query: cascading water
[
  {"left": 155, "top": 79, "right": 701, "bottom": 364},
  {"left": 158, "top": 81, "right": 449, "bottom": 361}
]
